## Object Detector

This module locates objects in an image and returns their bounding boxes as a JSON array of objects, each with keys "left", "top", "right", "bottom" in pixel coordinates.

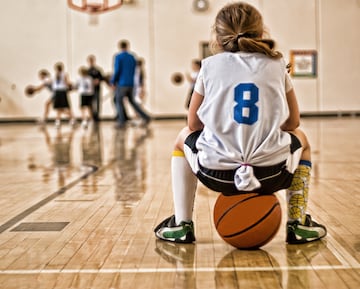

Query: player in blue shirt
[{"left": 111, "top": 40, "right": 151, "bottom": 128}]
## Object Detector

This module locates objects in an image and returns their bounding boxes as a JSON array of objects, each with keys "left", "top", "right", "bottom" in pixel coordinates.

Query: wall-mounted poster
[
  {"left": 289, "top": 50, "right": 317, "bottom": 77},
  {"left": 200, "top": 42, "right": 212, "bottom": 59}
]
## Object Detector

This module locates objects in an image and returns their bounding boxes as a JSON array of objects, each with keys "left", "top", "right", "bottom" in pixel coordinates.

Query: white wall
[
  {"left": 0, "top": 0, "right": 68, "bottom": 119},
  {"left": 319, "top": 0, "right": 360, "bottom": 112},
  {"left": 0, "top": 0, "right": 359, "bottom": 120},
  {"left": 262, "top": 0, "right": 318, "bottom": 112}
]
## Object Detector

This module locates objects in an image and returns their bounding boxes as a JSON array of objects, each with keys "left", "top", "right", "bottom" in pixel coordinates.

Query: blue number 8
[{"left": 234, "top": 83, "right": 259, "bottom": 125}]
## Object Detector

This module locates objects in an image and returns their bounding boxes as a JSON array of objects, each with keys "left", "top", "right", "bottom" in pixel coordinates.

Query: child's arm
[
  {"left": 64, "top": 73, "right": 73, "bottom": 90},
  {"left": 32, "top": 83, "right": 46, "bottom": 93},
  {"left": 187, "top": 91, "right": 204, "bottom": 131},
  {"left": 281, "top": 88, "right": 300, "bottom": 131}
]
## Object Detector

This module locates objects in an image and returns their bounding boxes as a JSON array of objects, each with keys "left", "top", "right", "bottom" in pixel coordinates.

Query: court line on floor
[
  {"left": 0, "top": 154, "right": 128, "bottom": 234},
  {"left": 0, "top": 264, "right": 359, "bottom": 275},
  {"left": 325, "top": 232, "right": 359, "bottom": 267},
  {"left": 277, "top": 193, "right": 360, "bottom": 268},
  {"left": 0, "top": 151, "right": 135, "bottom": 234},
  {"left": 0, "top": 165, "right": 98, "bottom": 234}
]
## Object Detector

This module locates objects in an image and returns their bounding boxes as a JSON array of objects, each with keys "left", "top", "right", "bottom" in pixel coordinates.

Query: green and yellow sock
[{"left": 286, "top": 160, "right": 311, "bottom": 224}]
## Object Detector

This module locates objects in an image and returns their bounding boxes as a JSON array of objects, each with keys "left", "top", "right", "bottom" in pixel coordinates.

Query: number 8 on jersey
[{"left": 234, "top": 83, "right": 259, "bottom": 125}]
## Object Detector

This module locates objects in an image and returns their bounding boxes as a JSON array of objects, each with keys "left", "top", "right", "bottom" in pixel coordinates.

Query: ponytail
[
  {"left": 236, "top": 37, "right": 282, "bottom": 59},
  {"left": 212, "top": 2, "right": 282, "bottom": 59}
]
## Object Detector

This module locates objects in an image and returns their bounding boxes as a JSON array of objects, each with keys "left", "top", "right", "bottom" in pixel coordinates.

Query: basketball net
[
  {"left": 67, "top": 0, "right": 123, "bottom": 25},
  {"left": 88, "top": 14, "right": 99, "bottom": 25}
]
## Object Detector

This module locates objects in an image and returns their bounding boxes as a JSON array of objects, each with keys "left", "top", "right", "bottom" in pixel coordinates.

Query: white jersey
[
  {"left": 52, "top": 72, "right": 68, "bottom": 91},
  {"left": 41, "top": 77, "right": 52, "bottom": 91},
  {"left": 134, "top": 66, "right": 141, "bottom": 88},
  {"left": 76, "top": 76, "right": 93, "bottom": 95},
  {"left": 194, "top": 52, "right": 293, "bottom": 172}
]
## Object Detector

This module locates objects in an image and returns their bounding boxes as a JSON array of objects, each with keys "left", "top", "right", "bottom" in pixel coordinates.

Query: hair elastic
[{"left": 236, "top": 33, "right": 245, "bottom": 40}]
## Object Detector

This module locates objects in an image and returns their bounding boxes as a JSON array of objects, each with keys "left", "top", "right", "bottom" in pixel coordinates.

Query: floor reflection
[
  {"left": 155, "top": 240, "right": 196, "bottom": 289},
  {"left": 154, "top": 237, "right": 329, "bottom": 289},
  {"left": 27, "top": 127, "right": 75, "bottom": 187},
  {"left": 25, "top": 122, "right": 152, "bottom": 202},
  {"left": 215, "top": 249, "right": 282, "bottom": 289},
  {"left": 112, "top": 126, "right": 151, "bottom": 206},
  {"left": 81, "top": 123, "right": 103, "bottom": 167},
  {"left": 284, "top": 241, "right": 328, "bottom": 289}
]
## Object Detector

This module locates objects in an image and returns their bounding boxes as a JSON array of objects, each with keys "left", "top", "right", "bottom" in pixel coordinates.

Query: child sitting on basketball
[{"left": 154, "top": 1, "right": 327, "bottom": 244}]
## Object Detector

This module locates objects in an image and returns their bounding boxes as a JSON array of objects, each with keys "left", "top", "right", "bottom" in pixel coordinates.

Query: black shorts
[
  {"left": 53, "top": 90, "right": 69, "bottom": 109},
  {"left": 81, "top": 94, "right": 93, "bottom": 107},
  {"left": 184, "top": 131, "right": 302, "bottom": 196}
]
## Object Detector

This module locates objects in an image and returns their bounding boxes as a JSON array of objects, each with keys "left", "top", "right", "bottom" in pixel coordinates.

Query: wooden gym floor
[{"left": 0, "top": 118, "right": 359, "bottom": 289}]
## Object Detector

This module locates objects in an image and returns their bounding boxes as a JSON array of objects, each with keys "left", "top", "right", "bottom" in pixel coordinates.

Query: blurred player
[
  {"left": 74, "top": 66, "right": 94, "bottom": 129},
  {"left": 25, "top": 69, "right": 53, "bottom": 126},
  {"left": 87, "top": 55, "right": 104, "bottom": 122},
  {"left": 52, "top": 62, "right": 76, "bottom": 129}
]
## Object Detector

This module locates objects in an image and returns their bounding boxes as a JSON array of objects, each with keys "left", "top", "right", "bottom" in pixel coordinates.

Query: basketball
[
  {"left": 213, "top": 193, "right": 282, "bottom": 249},
  {"left": 171, "top": 72, "right": 184, "bottom": 85},
  {"left": 25, "top": 85, "right": 35, "bottom": 97}
]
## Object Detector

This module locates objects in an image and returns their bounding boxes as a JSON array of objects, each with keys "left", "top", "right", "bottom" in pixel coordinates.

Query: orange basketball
[
  {"left": 171, "top": 73, "right": 184, "bottom": 85},
  {"left": 213, "top": 193, "right": 281, "bottom": 249},
  {"left": 25, "top": 85, "right": 35, "bottom": 97}
]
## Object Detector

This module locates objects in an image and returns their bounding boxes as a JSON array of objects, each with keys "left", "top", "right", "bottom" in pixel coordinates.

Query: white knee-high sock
[{"left": 171, "top": 150, "right": 198, "bottom": 225}]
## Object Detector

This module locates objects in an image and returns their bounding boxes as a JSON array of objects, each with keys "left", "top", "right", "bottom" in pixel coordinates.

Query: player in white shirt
[
  {"left": 52, "top": 62, "right": 76, "bottom": 129},
  {"left": 155, "top": 1, "right": 327, "bottom": 244},
  {"left": 75, "top": 67, "right": 94, "bottom": 129}
]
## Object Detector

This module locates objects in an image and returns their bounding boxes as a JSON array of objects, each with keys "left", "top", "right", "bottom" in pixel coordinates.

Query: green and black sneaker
[
  {"left": 286, "top": 214, "right": 327, "bottom": 244},
  {"left": 154, "top": 215, "right": 196, "bottom": 244}
]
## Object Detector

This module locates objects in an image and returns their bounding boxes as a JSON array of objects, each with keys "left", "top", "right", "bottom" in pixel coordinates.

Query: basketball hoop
[{"left": 67, "top": 0, "right": 123, "bottom": 14}]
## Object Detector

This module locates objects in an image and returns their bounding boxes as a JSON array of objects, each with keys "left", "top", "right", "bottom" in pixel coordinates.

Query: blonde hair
[
  {"left": 38, "top": 69, "right": 50, "bottom": 78},
  {"left": 210, "top": 2, "right": 282, "bottom": 59},
  {"left": 54, "top": 62, "right": 64, "bottom": 72},
  {"left": 79, "top": 66, "right": 88, "bottom": 76}
]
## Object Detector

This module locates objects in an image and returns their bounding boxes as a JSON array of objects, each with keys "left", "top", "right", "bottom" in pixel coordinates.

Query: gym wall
[{"left": 0, "top": 0, "right": 359, "bottom": 120}]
